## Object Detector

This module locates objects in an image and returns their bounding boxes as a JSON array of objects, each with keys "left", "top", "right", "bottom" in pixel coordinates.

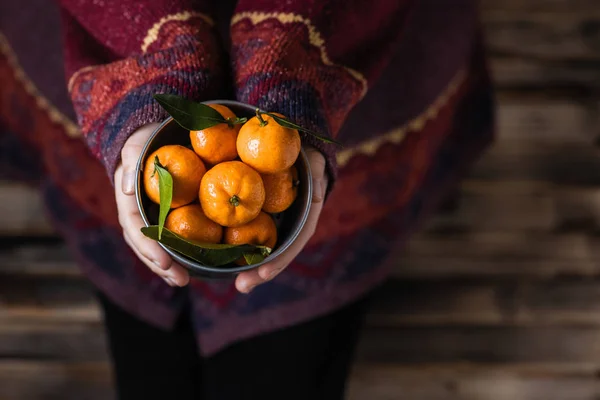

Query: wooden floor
[{"left": 3, "top": 1, "right": 600, "bottom": 399}]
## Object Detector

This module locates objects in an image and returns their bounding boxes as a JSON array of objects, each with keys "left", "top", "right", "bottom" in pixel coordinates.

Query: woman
[{"left": 0, "top": 0, "right": 493, "bottom": 398}]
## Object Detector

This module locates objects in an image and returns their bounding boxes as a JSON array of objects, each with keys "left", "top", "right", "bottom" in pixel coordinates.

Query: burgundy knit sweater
[{"left": 0, "top": 0, "right": 493, "bottom": 354}]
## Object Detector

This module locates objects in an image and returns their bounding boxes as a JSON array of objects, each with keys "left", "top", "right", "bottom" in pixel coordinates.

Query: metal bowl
[{"left": 134, "top": 100, "right": 313, "bottom": 280}]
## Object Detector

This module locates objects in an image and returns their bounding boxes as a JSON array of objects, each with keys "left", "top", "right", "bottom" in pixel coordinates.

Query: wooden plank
[
  {"left": 553, "top": 187, "right": 600, "bottom": 232},
  {"left": 0, "top": 182, "right": 54, "bottom": 236},
  {"left": 422, "top": 181, "right": 562, "bottom": 233},
  {"left": 471, "top": 143, "right": 600, "bottom": 186},
  {"left": 389, "top": 234, "right": 597, "bottom": 279},
  {"left": 389, "top": 223, "right": 597, "bottom": 278},
  {"left": 481, "top": 0, "right": 599, "bottom": 13},
  {"left": 0, "top": 275, "right": 100, "bottom": 325},
  {"left": 0, "top": 321, "right": 107, "bottom": 361},
  {"left": 491, "top": 56, "right": 600, "bottom": 88},
  {"left": 0, "top": 361, "right": 113, "bottom": 400},
  {"left": 494, "top": 93, "right": 597, "bottom": 143},
  {"left": 0, "top": 275, "right": 96, "bottom": 314},
  {"left": 483, "top": 11, "right": 600, "bottom": 61},
  {"left": 0, "top": 240, "right": 79, "bottom": 277},
  {"left": 356, "top": 326, "right": 600, "bottom": 364},
  {"left": 369, "top": 278, "right": 600, "bottom": 326},
  {"left": 348, "top": 364, "right": 600, "bottom": 400},
  {"left": 406, "top": 230, "right": 591, "bottom": 266}
]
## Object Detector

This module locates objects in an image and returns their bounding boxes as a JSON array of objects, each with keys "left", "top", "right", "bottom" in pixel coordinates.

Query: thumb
[
  {"left": 119, "top": 123, "right": 160, "bottom": 195},
  {"left": 305, "top": 147, "right": 327, "bottom": 204}
]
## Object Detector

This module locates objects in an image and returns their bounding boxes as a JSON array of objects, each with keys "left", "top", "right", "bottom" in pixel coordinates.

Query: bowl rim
[{"left": 134, "top": 100, "right": 313, "bottom": 274}]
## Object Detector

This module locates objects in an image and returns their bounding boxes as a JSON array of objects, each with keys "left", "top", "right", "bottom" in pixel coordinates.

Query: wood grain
[
  {"left": 0, "top": 240, "right": 78, "bottom": 276},
  {"left": 483, "top": 11, "right": 600, "bottom": 61},
  {"left": 0, "top": 361, "right": 113, "bottom": 400},
  {"left": 370, "top": 279, "right": 600, "bottom": 326},
  {"left": 348, "top": 364, "right": 600, "bottom": 400},
  {"left": 491, "top": 56, "right": 600, "bottom": 88},
  {"left": 481, "top": 0, "right": 600, "bottom": 13},
  {"left": 389, "top": 232, "right": 597, "bottom": 278},
  {"left": 0, "top": 182, "right": 54, "bottom": 237},
  {"left": 356, "top": 326, "right": 600, "bottom": 364}
]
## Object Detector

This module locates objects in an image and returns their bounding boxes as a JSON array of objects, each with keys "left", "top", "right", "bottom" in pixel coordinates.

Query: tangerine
[
  {"left": 224, "top": 211, "right": 278, "bottom": 264},
  {"left": 261, "top": 166, "right": 299, "bottom": 213},
  {"left": 143, "top": 145, "right": 206, "bottom": 208},
  {"left": 190, "top": 104, "right": 240, "bottom": 165},
  {"left": 199, "top": 161, "right": 265, "bottom": 227},
  {"left": 165, "top": 204, "right": 222, "bottom": 243},
  {"left": 237, "top": 111, "right": 301, "bottom": 174}
]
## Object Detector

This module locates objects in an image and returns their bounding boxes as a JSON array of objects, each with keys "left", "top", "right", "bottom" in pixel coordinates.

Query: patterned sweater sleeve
[
  {"left": 58, "top": 0, "right": 225, "bottom": 179},
  {"left": 230, "top": 0, "right": 415, "bottom": 183}
]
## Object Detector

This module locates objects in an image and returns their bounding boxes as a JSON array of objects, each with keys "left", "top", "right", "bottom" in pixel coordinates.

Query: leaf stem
[
  {"left": 255, "top": 108, "right": 268, "bottom": 127},
  {"left": 151, "top": 155, "right": 165, "bottom": 178}
]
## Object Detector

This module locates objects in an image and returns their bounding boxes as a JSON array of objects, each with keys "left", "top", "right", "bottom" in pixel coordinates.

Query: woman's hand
[
  {"left": 235, "top": 147, "right": 328, "bottom": 293},
  {"left": 114, "top": 124, "right": 190, "bottom": 288}
]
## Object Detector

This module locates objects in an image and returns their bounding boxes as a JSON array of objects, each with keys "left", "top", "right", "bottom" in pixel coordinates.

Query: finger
[
  {"left": 305, "top": 147, "right": 327, "bottom": 203},
  {"left": 235, "top": 198, "right": 325, "bottom": 293},
  {"left": 235, "top": 269, "right": 262, "bottom": 294},
  {"left": 120, "top": 123, "right": 160, "bottom": 195},
  {"left": 123, "top": 232, "right": 186, "bottom": 287},
  {"left": 115, "top": 167, "right": 190, "bottom": 286}
]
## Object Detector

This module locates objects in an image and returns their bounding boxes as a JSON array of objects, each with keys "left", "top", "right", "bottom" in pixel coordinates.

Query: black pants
[{"left": 98, "top": 292, "right": 370, "bottom": 400}]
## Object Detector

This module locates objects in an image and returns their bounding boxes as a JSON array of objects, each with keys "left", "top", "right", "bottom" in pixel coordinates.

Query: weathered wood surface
[
  {"left": 356, "top": 326, "right": 600, "bottom": 364},
  {"left": 483, "top": 11, "right": 600, "bottom": 61},
  {"left": 390, "top": 232, "right": 598, "bottom": 278},
  {"left": 481, "top": 0, "right": 599, "bottom": 12},
  {"left": 0, "top": 361, "right": 113, "bottom": 400},
  {"left": 0, "top": 184, "right": 53, "bottom": 236},
  {"left": 347, "top": 364, "right": 600, "bottom": 400},
  {"left": 491, "top": 56, "right": 600, "bottom": 88}
]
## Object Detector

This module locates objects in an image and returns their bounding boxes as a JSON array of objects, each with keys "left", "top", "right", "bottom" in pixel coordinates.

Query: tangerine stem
[
  {"left": 225, "top": 117, "right": 235, "bottom": 128},
  {"left": 229, "top": 195, "right": 240, "bottom": 207},
  {"left": 151, "top": 155, "right": 165, "bottom": 178},
  {"left": 255, "top": 108, "right": 268, "bottom": 127}
]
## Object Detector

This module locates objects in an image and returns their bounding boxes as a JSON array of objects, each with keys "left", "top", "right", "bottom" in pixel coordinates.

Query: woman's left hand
[{"left": 235, "top": 147, "right": 328, "bottom": 293}]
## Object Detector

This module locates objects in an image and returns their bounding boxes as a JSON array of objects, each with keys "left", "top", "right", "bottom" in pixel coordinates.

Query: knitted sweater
[{"left": 0, "top": 0, "right": 493, "bottom": 354}]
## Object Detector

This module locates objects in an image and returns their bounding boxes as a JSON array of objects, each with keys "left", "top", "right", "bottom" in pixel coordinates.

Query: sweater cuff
[{"left": 69, "top": 44, "right": 223, "bottom": 182}]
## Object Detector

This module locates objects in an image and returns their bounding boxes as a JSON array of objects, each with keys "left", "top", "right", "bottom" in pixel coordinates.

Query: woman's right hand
[{"left": 114, "top": 124, "right": 190, "bottom": 287}]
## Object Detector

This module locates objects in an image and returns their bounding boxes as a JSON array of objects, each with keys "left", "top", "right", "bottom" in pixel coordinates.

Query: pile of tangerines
[{"left": 143, "top": 104, "right": 301, "bottom": 264}]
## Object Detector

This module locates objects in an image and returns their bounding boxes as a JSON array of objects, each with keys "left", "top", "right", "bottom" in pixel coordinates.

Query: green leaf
[
  {"left": 153, "top": 94, "right": 228, "bottom": 130},
  {"left": 243, "top": 245, "right": 273, "bottom": 265},
  {"left": 153, "top": 156, "right": 172, "bottom": 240},
  {"left": 141, "top": 226, "right": 271, "bottom": 267},
  {"left": 243, "top": 252, "right": 266, "bottom": 265},
  {"left": 265, "top": 112, "right": 342, "bottom": 146}
]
